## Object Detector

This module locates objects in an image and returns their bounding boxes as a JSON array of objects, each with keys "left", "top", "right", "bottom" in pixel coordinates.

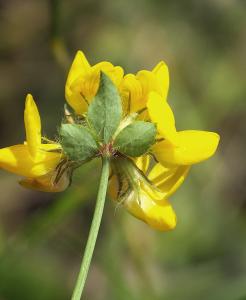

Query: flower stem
[{"left": 71, "top": 157, "right": 110, "bottom": 300}]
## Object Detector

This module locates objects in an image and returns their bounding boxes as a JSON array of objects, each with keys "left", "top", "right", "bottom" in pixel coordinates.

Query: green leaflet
[
  {"left": 87, "top": 72, "right": 122, "bottom": 143},
  {"left": 60, "top": 124, "right": 98, "bottom": 161},
  {"left": 114, "top": 121, "right": 157, "bottom": 157}
]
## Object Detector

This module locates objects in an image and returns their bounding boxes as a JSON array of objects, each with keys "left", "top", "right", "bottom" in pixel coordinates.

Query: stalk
[{"left": 71, "top": 157, "right": 110, "bottom": 300}]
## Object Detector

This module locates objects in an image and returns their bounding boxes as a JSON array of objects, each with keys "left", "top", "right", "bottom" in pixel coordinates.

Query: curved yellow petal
[
  {"left": 120, "top": 74, "right": 144, "bottom": 113},
  {"left": 68, "top": 77, "right": 90, "bottom": 114},
  {"left": 153, "top": 130, "right": 220, "bottom": 165},
  {"left": 0, "top": 145, "right": 61, "bottom": 178},
  {"left": 147, "top": 92, "right": 178, "bottom": 143},
  {"left": 31, "top": 150, "right": 62, "bottom": 177},
  {"left": 148, "top": 162, "right": 174, "bottom": 183},
  {"left": 66, "top": 50, "right": 90, "bottom": 90},
  {"left": 125, "top": 191, "right": 177, "bottom": 231},
  {"left": 134, "top": 155, "right": 150, "bottom": 173},
  {"left": 108, "top": 159, "right": 177, "bottom": 231},
  {"left": 65, "top": 52, "right": 124, "bottom": 115},
  {"left": 108, "top": 66, "right": 124, "bottom": 87},
  {"left": 93, "top": 62, "right": 124, "bottom": 87},
  {"left": 65, "top": 51, "right": 91, "bottom": 114},
  {"left": 19, "top": 169, "right": 70, "bottom": 193},
  {"left": 152, "top": 61, "right": 169, "bottom": 100},
  {"left": 82, "top": 62, "right": 124, "bottom": 101},
  {"left": 137, "top": 70, "right": 162, "bottom": 97},
  {"left": 149, "top": 163, "right": 190, "bottom": 199},
  {"left": 24, "top": 94, "right": 41, "bottom": 157}
]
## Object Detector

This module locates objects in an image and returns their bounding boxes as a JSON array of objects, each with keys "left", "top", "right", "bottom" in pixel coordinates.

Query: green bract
[
  {"left": 114, "top": 121, "right": 157, "bottom": 157},
  {"left": 88, "top": 72, "right": 122, "bottom": 143},
  {"left": 60, "top": 124, "right": 98, "bottom": 162}
]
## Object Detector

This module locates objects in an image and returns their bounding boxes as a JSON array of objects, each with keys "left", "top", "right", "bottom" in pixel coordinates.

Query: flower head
[
  {"left": 0, "top": 94, "right": 66, "bottom": 191},
  {"left": 0, "top": 50, "right": 220, "bottom": 230},
  {"left": 109, "top": 155, "right": 189, "bottom": 231},
  {"left": 65, "top": 51, "right": 124, "bottom": 115}
]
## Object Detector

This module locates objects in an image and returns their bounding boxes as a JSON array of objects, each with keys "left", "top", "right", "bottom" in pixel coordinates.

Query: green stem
[{"left": 71, "top": 157, "right": 110, "bottom": 300}]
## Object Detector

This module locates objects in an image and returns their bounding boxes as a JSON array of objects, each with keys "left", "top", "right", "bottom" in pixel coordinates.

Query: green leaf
[
  {"left": 87, "top": 72, "right": 122, "bottom": 143},
  {"left": 114, "top": 121, "right": 157, "bottom": 157},
  {"left": 60, "top": 124, "right": 98, "bottom": 161}
]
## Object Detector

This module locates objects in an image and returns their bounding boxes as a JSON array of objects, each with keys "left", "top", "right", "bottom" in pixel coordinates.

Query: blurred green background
[{"left": 0, "top": 0, "right": 246, "bottom": 299}]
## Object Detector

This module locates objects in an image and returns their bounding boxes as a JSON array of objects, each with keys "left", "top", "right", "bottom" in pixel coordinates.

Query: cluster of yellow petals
[
  {"left": 65, "top": 51, "right": 219, "bottom": 231},
  {"left": 109, "top": 156, "right": 189, "bottom": 231},
  {"left": 65, "top": 51, "right": 124, "bottom": 115},
  {"left": 65, "top": 51, "right": 219, "bottom": 167},
  {"left": 0, "top": 95, "right": 68, "bottom": 192},
  {"left": 0, "top": 50, "right": 219, "bottom": 230}
]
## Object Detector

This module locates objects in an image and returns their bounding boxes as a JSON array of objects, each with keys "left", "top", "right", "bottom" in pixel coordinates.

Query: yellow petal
[
  {"left": 19, "top": 169, "right": 70, "bottom": 193},
  {"left": 66, "top": 50, "right": 90, "bottom": 90},
  {"left": 31, "top": 150, "right": 62, "bottom": 177},
  {"left": 88, "top": 62, "right": 123, "bottom": 99},
  {"left": 120, "top": 74, "right": 143, "bottom": 113},
  {"left": 93, "top": 61, "right": 114, "bottom": 71},
  {"left": 65, "top": 51, "right": 91, "bottom": 114},
  {"left": 137, "top": 70, "right": 162, "bottom": 97},
  {"left": 139, "top": 179, "right": 165, "bottom": 202},
  {"left": 147, "top": 92, "right": 178, "bottom": 143},
  {"left": 134, "top": 155, "right": 150, "bottom": 173},
  {"left": 125, "top": 191, "right": 177, "bottom": 231},
  {"left": 108, "top": 160, "right": 177, "bottom": 231},
  {"left": 65, "top": 54, "right": 124, "bottom": 115},
  {"left": 148, "top": 163, "right": 190, "bottom": 199},
  {"left": 153, "top": 130, "right": 220, "bottom": 165},
  {"left": 148, "top": 162, "right": 174, "bottom": 183},
  {"left": 66, "top": 90, "right": 88, "bottom": 115},
  {"left": 0, "top": 145, "right": 61, "bottom": 177},
  {"left": 24, "top": 94, "right": 41, "bottom": 158},
  {"left": 93, "top": 62, "right": 124, "bottom": 87},
  {"left": 152, "top": 61, "right": 169, "bottom": 100}
]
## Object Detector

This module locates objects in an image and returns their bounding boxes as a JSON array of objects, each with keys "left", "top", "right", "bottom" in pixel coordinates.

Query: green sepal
[
  {"left": 87, "top": 72, "right": 122, "bottom": 143},
  {"left": 114, "top": 121, "right": 157, "bottom": 157},
  {"left": 60, "top": 124, "right": 98, "bottom": 162}
]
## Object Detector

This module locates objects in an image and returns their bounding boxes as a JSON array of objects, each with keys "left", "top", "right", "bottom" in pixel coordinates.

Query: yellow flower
[
  {"left": 63, "top": 51, "right": 220, "bottom": 230},
  {"left": 0, "top": 94, "right": 63, "bottom": 188},
  {"left": 120, "top": 61, "right": 169, "bottom": 115},
  {"left": 65, "top": 51, "right": 124, "bottom": 115},
  {"left": 147, "top": 92, "right": 220, "bottom": 165},
  {"left": 109, "top": 155, "right": 189, "bottom": 231}
]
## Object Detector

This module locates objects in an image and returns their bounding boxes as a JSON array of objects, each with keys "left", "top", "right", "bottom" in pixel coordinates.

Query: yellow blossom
[
  {"left": 0, "top": 51, "right": 220, "bottom": 230},
  {"left": 147, "top": 91, "right": 220, "bottom": 165},
  {"left": 0, "top": 94, "right": 62, "bottom": 184},
  {"left": 65, "top": 51, "right": 124, "bottom": 115},
  {"left": 64, "top": 51, "right": 219, "bottom": 230},
  {"left": 120, "top": 61, "right": 169, "bottom": 115},
  {"left": 109, "top": 156, "right": 189, "bottom": 231}
]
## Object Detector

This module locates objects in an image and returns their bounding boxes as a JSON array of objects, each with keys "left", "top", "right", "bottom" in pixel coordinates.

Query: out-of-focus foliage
[{"left": 0, "top": 0, "right": 246, "bottom": 299}]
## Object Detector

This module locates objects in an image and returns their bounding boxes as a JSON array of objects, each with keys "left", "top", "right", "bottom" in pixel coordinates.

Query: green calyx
[
  {"left": 60, "top": 124, "right": 98, "bottom": 162},
  {"left": 114, "top": 121, "right": 156, "bottom": 157},
  {"left": 88, "top": 72, "right": 122, "bottom": 143},
  {"left": 59, "top": 72, "right": 157, "bottom": 162}
]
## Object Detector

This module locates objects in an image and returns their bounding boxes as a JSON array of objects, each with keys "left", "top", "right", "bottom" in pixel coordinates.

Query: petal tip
[{"left": 25, "top": 93, "right": 34, "bottom": 105}]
